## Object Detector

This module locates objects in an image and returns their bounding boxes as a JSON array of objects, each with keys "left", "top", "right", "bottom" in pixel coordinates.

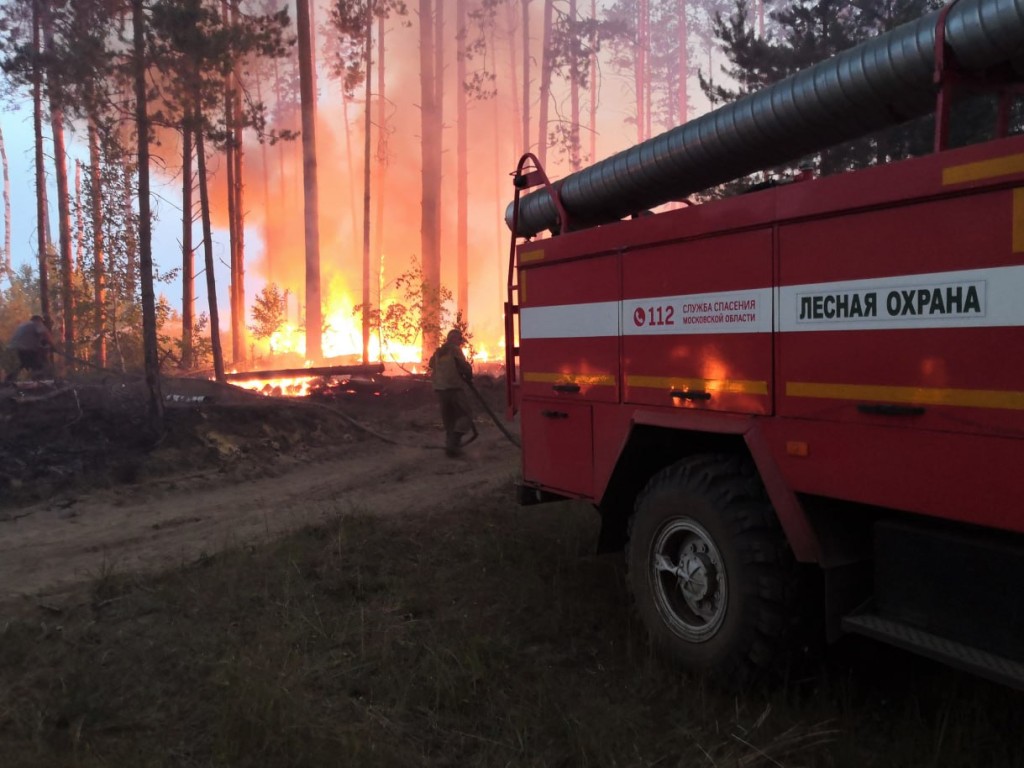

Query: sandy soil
[{"left": 0, "top": 378, "right": 520, "bottom": 603}]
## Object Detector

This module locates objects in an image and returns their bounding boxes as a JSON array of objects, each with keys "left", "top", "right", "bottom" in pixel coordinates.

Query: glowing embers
[
  {"left": 238, "top": 375, "right": 314, "bottom": 397},
  {"left": 235, "top": 375, "right": 383, "bottom": 399}
]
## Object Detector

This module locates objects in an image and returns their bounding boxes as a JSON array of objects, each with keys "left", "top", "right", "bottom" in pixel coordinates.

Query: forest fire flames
[
  {"left": 184, "top": 21, "right": 513, "bottom": 384},
  {"left": 231, "top": 341, "right": 501, "bottom": 398},
  {"left": 230, "top": 274, "right": 503, "bottom": 396},
  {"left": 260, "top": 302, "right": 423, "bottom": 363}
]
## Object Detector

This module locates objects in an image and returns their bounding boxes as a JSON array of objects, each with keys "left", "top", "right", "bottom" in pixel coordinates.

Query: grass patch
[{"left": 0, "top": 489, "right": 1020, "bottom": 767}]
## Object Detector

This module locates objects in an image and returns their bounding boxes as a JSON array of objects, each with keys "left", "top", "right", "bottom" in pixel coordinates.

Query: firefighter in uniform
[
  {"left": 428, "top": 329, "right": 474, "bottom": 457},
  {"left": 7, "top": 315, "right": 54, "bottom": 379}
]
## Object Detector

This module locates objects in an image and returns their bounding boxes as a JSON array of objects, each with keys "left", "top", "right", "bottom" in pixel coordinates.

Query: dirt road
[{"left": 0, "top": 392, "right": 520, "bottom": 602}]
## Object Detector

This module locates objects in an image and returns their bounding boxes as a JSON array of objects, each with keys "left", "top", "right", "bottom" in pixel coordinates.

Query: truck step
[{"left": 842, "top": 611, "right": 1024, "bottom": 690}]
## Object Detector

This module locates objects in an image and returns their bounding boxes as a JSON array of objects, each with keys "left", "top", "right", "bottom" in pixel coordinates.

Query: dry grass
[{"left": 1, "top": 487, "right": 1020, "bottom": 767}]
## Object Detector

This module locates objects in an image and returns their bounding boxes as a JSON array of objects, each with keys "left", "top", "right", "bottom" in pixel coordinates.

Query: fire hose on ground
[
  {"left": 465, "top": 378, "right": 521, "bottom": 448},
  {"left": 19, "top": 348, "right": 521, "bottom": 452},
  {"left": 303, "top": 377, "right": 520, "bottom": 452},
  {"left": 280, "top": 376, "right": 520, "bottom": 453}
]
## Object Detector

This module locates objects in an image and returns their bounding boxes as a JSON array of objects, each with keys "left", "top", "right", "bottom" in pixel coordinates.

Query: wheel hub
[
  {"left": 651, "top": 519, "right": 728, "bottom": 642},
  {"left": 678, "top": 550, "right": 713, "bottom": 603}
]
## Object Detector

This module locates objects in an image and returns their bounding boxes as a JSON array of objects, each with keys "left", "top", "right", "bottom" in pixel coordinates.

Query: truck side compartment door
[
  {"left": 777, "top": 190, "right": 1024, "bottom": 437},
  {"left": 517, "top": 253, "right": 620, "bottom": 497},
  {"left": 621, "top": 229, "right": 774, "bottom": 415},
  {"left": 771, "top": 189, "right": 1024, "bottom": 531}
]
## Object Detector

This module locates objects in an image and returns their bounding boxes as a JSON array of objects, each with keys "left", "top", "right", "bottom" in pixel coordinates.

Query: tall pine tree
[{"left": 702, "top": 0, "right": 941, "bottom": 181}]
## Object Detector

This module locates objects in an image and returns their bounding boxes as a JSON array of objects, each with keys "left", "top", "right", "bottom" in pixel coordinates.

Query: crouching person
[{"left": 428, "top": 329, "right": 474, "bottom": 457}]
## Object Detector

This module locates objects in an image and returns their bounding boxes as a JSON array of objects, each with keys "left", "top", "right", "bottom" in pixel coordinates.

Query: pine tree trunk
[
  {"left": 256, "top": 75, "right": 272, "bottom": 281},
  {"left": 420, "top": 0, "right": 442, "bottom": 357},
  {"left": 374, "top": 12, "right": 387, "bottom": 338},
  {"left": 232, "top": 131, "right": 246, "bottom": 365},
  {"left": 644, "top": 0, "right": 651, "bottom": 139},
  {"left": 74, "top": 161, "right": 84, "bottom": 273},
  {"left": 222, "top": 0, "right": 247, "bottom": 367},
  {"left": 132, "top": 0, "right": 164, "bottom": 429},
  {"left": 41, "top": 170, "right": 52, "bottom": 251},
  {"left": 505, "top": 1, "right": 522, "bottom": 155},
  {"left": 456, "top": 0, "right": 468, "bottom": 321},
  {"left": 123, "top": 170, "right": 137, "bottom": 300},
  {"left": 569, "top": 0, "right": 581, "bottom": 171},
  {"left": 0, "top": 123, "right": 11, "bottom": 281},
  {"left": 273, "top": 57, "right": 287, "bottom": 208},
  {"left": 589, "top": 0, "right": 598, "bottom": 163},
  {"left": 678, "top": 0, "right": 688, "bottom": 125},
  {"left": 88, "top": 120, "right": 106, "bottom": 368},
  {"left": 435, "top": 0, "right": 444, "bottom": 114},
  {"left": 181, "top": 115, "right": 194, "bottom": 370},
  {"left": 231, "top": 0, "right": 246, "bottom": 365},
  {"left": 32, "top": 0, "right": 50, "bottom": 323},
  {"left": 309, "top": 0, "right": 318, "bottom": 106},
  {"left": 521, "top": 0, "right": 530, "bottom": 156},
  {"left": 490, "top": 19, "right": 502, "bottom": 306},
  {"left": 635, "top": 0, "right": 648, "bottom": 142},
  {"left": 434, "top": 0, "right": 444, "bottom": 279},
  {"left": 361, "top": 9, "right": 372, "bottom": 364},
  {"left": 46, "top": 25, "right": 75, "bottom": 364},
  {"left": 223, "top": 3, "right": 239, "bottom": 365},
  {"left": 341, "top": 89, "right": 358, "bottom": 253},
  {"left": 196, "top": 122, "right": 226, "bottom": 384},
  {"left": 537, "top": 0, "right": 554, "bottom": 168},
  {"left": 296, "top": 0, "right": 322, "bottom": 360},
  {"left": 225, "top": 121, "right": 239, "bottom": 364}
]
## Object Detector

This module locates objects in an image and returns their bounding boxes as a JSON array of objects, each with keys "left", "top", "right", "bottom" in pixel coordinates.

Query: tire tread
[{"left": 626, "top": 453, "right": 799, "bottom": 687}]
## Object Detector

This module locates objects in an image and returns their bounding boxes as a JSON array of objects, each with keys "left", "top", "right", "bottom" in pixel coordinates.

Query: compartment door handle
[
  {"left": 671, "top": 390, "right": 711, "bottom": 401},
  {"left": 857, "top": 403, "right": 925, "bottom": 416},
  {"left": 541, "top": 410, "right": 569, "bottom": 419}
]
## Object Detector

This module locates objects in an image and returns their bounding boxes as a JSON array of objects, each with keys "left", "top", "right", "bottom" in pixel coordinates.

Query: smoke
[{"left": 168, "top": 0, "right": 711, "bottom": 362}]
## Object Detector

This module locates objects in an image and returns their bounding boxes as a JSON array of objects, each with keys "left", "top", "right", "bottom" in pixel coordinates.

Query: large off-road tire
[{"left": 627, "top": 454, "right": 797, "bottom": 687}]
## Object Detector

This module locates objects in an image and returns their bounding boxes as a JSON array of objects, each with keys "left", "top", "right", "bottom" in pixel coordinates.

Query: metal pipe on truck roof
[{"left": 505, "top": 0, "right": 1024, "bottom": 237}]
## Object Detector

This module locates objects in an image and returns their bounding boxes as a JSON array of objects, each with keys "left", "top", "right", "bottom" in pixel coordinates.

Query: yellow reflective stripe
[
  {"left": 942, "top": 153, "right": 1024, "bottom": 186},
  {"left": 1013, "top": 189, "right": 1024, "bottom": 252},
  {"left": 787, "top": 381, "right": 1024, "bottom": 411},
  {"left": 520, "top": 248, "right": 545, "bottom": 263},
  {"left": 522, "top": 371, "right": 616, "bottom": 386},
  {"left": 628, "top": 375, "right": 768, "bottom": 395}
]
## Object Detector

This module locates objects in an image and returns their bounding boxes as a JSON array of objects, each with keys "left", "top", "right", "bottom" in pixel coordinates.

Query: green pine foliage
[{"left": 697, "top": 0, "right": 972, "bottom": 193}]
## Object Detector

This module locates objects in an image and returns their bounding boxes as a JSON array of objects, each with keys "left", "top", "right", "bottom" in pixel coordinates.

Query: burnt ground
[
  {"left": 0, "top": 372, "right": 470, "bottom": 506},
  {"left": 0, "top": 372, "right": 518, "bottom": 601}
]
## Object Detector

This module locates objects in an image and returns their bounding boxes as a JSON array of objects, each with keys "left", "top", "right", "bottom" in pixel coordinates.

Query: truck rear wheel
[{"left": 627, "top": 454, "right": 796, "bottom": 686}]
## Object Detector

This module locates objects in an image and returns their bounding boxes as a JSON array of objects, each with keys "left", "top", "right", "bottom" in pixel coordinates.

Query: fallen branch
[{"left": 10, "top": 386, "right": 73, "bottom": 403}]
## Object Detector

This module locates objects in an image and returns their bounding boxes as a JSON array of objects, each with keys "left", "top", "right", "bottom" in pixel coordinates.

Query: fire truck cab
[{"left": 504, "top": 1, "right": 1024, "bottom": 688}]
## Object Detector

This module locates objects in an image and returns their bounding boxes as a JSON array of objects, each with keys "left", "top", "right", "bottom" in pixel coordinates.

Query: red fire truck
[{"left": 504, "top": 0, "right": 1024, "bottom": 687}]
